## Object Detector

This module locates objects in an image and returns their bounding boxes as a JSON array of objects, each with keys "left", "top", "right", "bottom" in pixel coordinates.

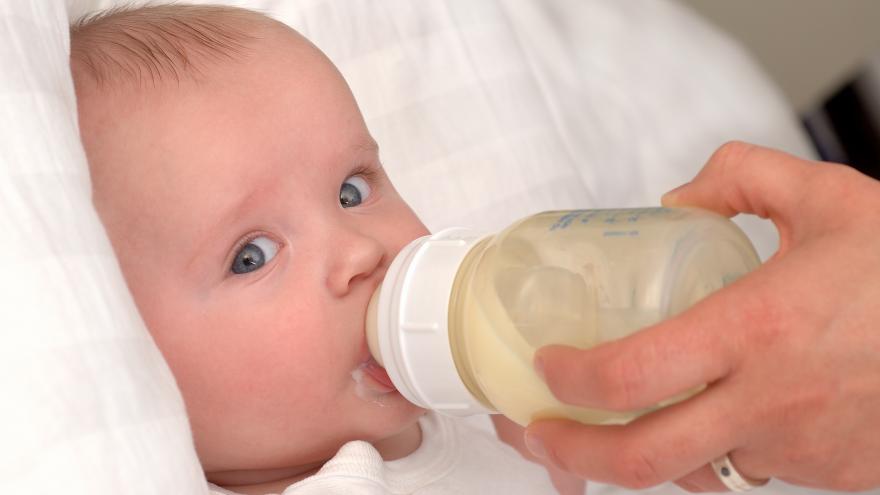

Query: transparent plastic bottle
[{"left": 366, "top": 207, "right": 760, "bottom": 426}]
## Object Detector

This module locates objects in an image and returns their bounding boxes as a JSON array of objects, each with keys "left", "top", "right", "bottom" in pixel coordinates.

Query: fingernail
[
  {"left": 533, "top": 354, "right": 546, "bottom": 381},
  {"left": 525, "top": 431, "right": 547, "bottom": 459}
]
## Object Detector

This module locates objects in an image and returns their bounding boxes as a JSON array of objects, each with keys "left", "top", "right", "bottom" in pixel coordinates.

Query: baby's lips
[
  {"left": 351, "top": 357, "right": 397, "bottom": 401},
  {"left": 361, "top": 358, "right": 396, "bottom": 391}
]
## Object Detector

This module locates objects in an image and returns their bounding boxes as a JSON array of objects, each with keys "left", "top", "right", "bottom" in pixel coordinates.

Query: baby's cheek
[
  {"left": 255, "top": 313, "right": 338, "bottom": 376},
  {"left": 388, "top": 204, "right": 429, "bottom": 248}
]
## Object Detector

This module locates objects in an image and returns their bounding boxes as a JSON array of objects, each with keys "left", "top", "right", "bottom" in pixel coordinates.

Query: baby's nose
[{"left": 326, "top": 232, "right": 385, "bottom": 297}]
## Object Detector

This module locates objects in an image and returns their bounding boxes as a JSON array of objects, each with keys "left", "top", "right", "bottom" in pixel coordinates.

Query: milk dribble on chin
[
  {"left": 351, "top": 360, "right": 394, "bottom": 407},
  {"left": 366, "top": 208, "right": 761, "bottom": 426}
]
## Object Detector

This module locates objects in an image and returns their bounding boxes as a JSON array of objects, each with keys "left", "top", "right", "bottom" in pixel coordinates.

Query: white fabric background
[
  {"left": 245, "top": 0, "right": 814, "bottom": 261},
  {"left": 0, "top": 1, "right": 207, "bottom": 494},
  {"left": 4, "top": 1, "right": 861, "bottom": 494},
  {"left": 70, "top": 0, "right": 817, "bottom": 260}
]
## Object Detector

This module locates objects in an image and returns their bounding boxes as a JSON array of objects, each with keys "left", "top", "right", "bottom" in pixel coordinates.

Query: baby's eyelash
[{"left": 348, "top": 164, "right": 383, "bottom": 185}]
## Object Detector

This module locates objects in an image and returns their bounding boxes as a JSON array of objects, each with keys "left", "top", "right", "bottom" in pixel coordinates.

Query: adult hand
[
  {"left": 491, "top": 415, "right": 587, "bottom": 495},
  {"left": 524, "top": 142, "right": 880, "bottom": 492}
]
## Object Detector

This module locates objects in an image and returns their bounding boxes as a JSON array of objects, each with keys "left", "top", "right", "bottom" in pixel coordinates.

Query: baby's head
[{"left": 71, "top": 4, "right": 428, "bottom": 490}]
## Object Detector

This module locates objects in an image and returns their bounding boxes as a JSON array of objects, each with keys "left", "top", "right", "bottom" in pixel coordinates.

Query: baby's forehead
[
  {"left": 70, "top": 5, "right": 288, "bottom": 90},
  {"left": 74, "top": 8, "right": 369, "bottom": 233}
]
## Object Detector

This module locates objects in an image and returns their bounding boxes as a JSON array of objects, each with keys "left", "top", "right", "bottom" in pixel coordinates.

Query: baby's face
[{"left": 76, "top": 25, "right": 428, "bottom": 473}]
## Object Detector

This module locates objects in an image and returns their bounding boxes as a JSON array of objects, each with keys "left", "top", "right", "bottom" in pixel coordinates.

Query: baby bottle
[{"left": 365, "top": 207, "right": 760, "bottom": 426}]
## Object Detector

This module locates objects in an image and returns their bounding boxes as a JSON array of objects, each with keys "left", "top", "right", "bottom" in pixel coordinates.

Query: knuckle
[
  {"left": 710, "top": 141, "right": 756, "bottom": 171},
  {"left": 610, "top": 443, "right": 664, "bottom": 489},
  {"left": 543, "top": 350, "right": 588, "bottom": 403},
  {"left": 592, "top": 353, "right": 648, "bottom": 411},
  {"left": 702, "top": 141, "right": 762, "bottom": 215}
]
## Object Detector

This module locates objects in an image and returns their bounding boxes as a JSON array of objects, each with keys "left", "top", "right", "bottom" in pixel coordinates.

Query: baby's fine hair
[{"left": 70, "top": 3, "right": 272, "bottom": 88}]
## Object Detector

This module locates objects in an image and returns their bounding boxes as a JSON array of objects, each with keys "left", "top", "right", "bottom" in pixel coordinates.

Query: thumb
[{"left": 661, "top": 142, "right": 821, "bottom": 249}]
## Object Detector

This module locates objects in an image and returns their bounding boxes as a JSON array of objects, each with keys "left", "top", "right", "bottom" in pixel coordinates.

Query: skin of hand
[
  {"left": 491, "top": 416, "right": 587, "bottom": 495},
  {"left": 522, "top": 142, "right": 880, "bottom": 492}
]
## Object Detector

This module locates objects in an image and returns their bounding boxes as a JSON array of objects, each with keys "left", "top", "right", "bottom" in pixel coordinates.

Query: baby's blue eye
[
  {"left": 231, "top": 236, "right": 279, "bottom": 274},
  {"left": 339, "top": 175, "right": 371, "bottom": 208}
]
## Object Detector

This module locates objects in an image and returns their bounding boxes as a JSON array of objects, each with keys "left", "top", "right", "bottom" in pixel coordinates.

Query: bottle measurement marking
[
  {"left": 603, "top": 230, "right": 640, "bottom": 237},
  {"left": 550, "top": 208, "right": 674, "bottom": 231}
]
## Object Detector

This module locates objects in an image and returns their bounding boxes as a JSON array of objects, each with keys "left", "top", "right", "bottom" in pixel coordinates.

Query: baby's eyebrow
[{"left": 351, "top": 139, "right": 379, "bottom": 157}]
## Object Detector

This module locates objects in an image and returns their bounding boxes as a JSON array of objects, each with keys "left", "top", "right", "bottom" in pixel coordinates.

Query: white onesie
[{"left": 208, "top": 412, "right": 561, "bottom": 494}]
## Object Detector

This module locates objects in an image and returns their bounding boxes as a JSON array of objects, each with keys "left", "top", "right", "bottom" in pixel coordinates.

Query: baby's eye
[
  {"left": 231, "top": 235, "right": 279, "bottom": 275},
  {"left": 339, "top": 175, "right": 371, "bottom": 208}
]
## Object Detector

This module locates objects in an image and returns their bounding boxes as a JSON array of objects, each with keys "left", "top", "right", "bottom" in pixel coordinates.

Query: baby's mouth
[{"left": 351, "top": 357, "right": 397, "bottom": 405}]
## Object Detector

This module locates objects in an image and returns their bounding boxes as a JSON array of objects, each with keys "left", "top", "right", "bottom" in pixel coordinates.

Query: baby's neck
[
  {"left": 213, "top": 463, "right": 323, "bottom": 495},
  {"left": 211, "top": 422, "right": 423, "bottom": 495}
]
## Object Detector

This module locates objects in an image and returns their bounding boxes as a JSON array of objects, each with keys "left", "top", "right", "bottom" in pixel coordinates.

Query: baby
[{"left": 70, "top": 4, "right": 578, "bottom": 495}]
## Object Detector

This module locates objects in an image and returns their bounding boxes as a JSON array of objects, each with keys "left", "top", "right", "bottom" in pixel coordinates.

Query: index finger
[
  {"left": 661, "top": 141, "right": 825, "bottom": 247},
  {"left": 535, "top": 260, "right": 769, "bottom": 412}
]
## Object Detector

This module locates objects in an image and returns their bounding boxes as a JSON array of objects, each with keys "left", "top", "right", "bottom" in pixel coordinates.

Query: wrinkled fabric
[
  {"left": 209, "top": 413, "right": 557, "bottom": 495},
  {"left": 0, "top": 1, "right": 206, "bottom": 494}
]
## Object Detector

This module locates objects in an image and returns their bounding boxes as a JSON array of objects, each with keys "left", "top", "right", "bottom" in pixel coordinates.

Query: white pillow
[
  {"left": 271, "top": 0, "right": 814, "bottom": 260},
  {"left": 0, "top": 1, "right": 206, "bottom": 494},
  {"left": 7, "top": 1, "right": 815, "bottom": 494},
  {"left": 148, "top": 0, "right": 812, "bottom": 260}
]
